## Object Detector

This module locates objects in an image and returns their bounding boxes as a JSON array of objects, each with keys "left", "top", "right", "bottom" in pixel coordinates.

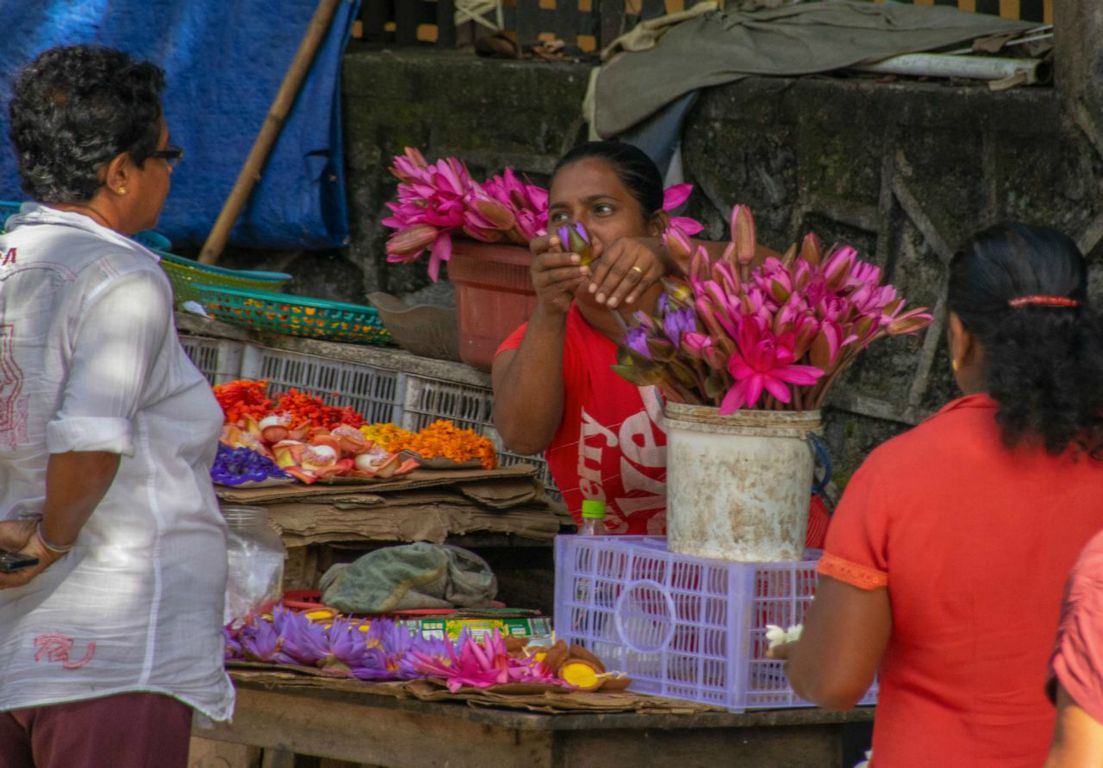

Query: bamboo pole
[{"left": 199, "top": 0, "right": 341, "bottom": 265}]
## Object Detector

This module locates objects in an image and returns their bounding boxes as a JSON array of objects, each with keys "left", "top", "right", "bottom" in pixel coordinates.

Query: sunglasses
[{"left": 149, "top": 145, "right": 184, "bottom": 169}]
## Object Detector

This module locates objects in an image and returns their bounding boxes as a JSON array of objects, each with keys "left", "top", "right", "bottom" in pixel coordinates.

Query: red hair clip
[{"left": 1007, "top": 295, "right": 1081, "bottom": 309}]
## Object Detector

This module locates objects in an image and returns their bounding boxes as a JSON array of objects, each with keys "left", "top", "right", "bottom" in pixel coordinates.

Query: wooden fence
[{"left": 358, "top": 0, "right": 1050, "bottom": 52}]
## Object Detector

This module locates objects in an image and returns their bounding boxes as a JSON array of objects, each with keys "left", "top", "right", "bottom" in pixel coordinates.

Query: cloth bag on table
[{"left": 320, "top": 543, "right": 497, "bottom": 613}]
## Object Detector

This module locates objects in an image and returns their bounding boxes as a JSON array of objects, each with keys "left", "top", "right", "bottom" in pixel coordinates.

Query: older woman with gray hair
[{"left": 0, "top": 45, "right": 232, "bottom": 768}]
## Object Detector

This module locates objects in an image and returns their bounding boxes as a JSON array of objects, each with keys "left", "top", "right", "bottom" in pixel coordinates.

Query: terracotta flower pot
[{"left": 447, "top": 240, "right": 537, "bottom": 371}]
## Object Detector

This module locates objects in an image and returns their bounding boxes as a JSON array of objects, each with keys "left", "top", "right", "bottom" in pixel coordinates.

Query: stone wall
[
  {"left": 331, "top": 45, "right": 1102, "bottom": 486},
  {"left": 342, "top": 48, "right": 592, "bottom": 300}
]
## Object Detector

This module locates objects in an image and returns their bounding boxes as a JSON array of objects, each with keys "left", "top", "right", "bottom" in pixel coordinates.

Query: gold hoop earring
[
  {"left": 116, "top": 187, "right": 127, "bottom": 195},
  {"left": 951, "top": 359, "right": 960, "bottom": 372}
]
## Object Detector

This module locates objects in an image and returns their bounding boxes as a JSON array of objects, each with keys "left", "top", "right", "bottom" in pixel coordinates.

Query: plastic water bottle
[
  {"left": 576, "top": 499, "right": 606, "bottom": 640},
  {"left": 579, "top": 499, "right": 606, "bottom": 536}
]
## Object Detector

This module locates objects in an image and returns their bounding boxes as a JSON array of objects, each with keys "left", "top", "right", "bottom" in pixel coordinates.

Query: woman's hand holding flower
[
  {"left": 529, "top": 232, "right": 590, "bottom": 317},
  {"left": 587, "top": 236, "right": 667, "bottom": 309}
]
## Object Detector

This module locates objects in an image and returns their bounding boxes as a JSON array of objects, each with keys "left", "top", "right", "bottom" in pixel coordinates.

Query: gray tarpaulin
[{"left": 594, "top": 1, "right": 1033, "bottom": 138}]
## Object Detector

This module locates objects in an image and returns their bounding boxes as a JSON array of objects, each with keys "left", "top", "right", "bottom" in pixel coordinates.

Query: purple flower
[
  {"left": 239, "top": 619, "right": 282, "bottom": 663},
  {"left": 554, "top": 222, "right": 594, "bottom": 265},
  {"left": 625, "top": 326, "right": 653, "bottom": 360},
  {"left": 223, "top": 625, "right": 242, "bottom": 661},
  {"left": 663, "top": 307, "right": 698, "bottom": 348},
  {"left": 322, "top": 618, "right": 371, "bottom": 675},
  {"left": 352, "top": 620, "right": 457, "bottom": 681},
  {"left": 277, "top": 608, "right": 329, "bottom": 666}
]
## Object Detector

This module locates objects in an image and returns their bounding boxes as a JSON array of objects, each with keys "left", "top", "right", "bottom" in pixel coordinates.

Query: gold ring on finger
[{"left": 630, "top": 265, "right": 645, "bottom": 275}]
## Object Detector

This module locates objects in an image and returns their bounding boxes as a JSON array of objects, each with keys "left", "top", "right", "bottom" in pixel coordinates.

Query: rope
[{"left": 455, "top": 0, "right": 503, "bottom": 31}]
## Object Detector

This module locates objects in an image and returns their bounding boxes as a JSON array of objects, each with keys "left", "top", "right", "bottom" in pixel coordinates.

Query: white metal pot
[{"left": 664, "top": 403, "right": 821, "bottom": 563}]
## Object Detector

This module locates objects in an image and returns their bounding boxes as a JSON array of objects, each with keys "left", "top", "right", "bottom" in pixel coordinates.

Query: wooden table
[{"left": 191, "top": 678, "right": 874, "bottom": 768}]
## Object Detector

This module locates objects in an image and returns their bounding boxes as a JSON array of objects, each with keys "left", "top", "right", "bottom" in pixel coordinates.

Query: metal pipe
[{"left": 855, "top": 53, "right": 1051, "bottom": 85}]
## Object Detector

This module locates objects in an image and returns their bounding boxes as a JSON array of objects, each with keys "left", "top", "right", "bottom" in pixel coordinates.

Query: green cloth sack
[{"left": 320, "top": 543, "right": 498, "bottom": 613}]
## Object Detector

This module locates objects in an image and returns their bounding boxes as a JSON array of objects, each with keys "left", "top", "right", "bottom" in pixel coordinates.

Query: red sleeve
[
  {"left": 494, "top": 321, "right": 528, "bottom": 358},
  {"left": 817, "top": 456, "right": 890, "bottom": 591},
  {"left": 1051, "top": 530, "right": 1103, "bottom": 725}
]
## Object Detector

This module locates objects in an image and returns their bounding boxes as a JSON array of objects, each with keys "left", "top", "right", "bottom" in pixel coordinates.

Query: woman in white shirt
[{"left": 0, "top": 45, "right": 233, "bottom": 768}]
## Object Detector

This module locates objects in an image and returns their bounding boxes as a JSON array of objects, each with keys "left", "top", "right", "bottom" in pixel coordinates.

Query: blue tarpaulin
[{"left": 0, "top": 0, "right": 358, "bottom": 249}]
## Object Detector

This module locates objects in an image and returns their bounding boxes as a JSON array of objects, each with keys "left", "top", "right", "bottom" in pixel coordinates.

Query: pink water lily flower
[
  {"left": 412, "top": 630, "right": 562, "bottom": 693},
  {"left": 613, "top": 203, "right": 933, "bottom": 411},
  {"left": 721, "top": 321, "right": 824, "bottom": 413},
  {"left": 382, "top": 155, "right": 478, "bottom": 281}
]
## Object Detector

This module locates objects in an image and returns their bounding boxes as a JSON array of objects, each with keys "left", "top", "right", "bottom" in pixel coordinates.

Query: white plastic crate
[
  {"left": 554, "top": 536, "right": 878, "bottom": 712},
  {"left": 179, "top": 336, "right": 244, "bottom": 385},
  {"left": 401, "top": 373, "right": 559, "bottom": 499},
  {"left": 239, "top": 346, "right": 404, "bottom": 426}
]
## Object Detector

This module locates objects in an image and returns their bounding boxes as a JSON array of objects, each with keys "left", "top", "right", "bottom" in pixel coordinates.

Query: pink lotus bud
[
  {"left": 792, "top": 317, "right": 820, "bottom": 359},
  {"left": 730, "top": 205, "right": 757, "bottom": 267},
  {"left": 663, "top": 227, "right": 693, "bottom": 262},
  {"left": 719, "top": 240, "right": 737, "bottom": 268},
  {"left": 694, "top": 296, "right": 727, "bottom": 341},
  {"left": 472, "top": 198, "right": 516, "bottom": 231},
  {"left": 809, "top": 325, "right": 842, "bottom": 370},
  {"left": 459, "top": 223, "right": 503, "bottom": 243},
  {"left": 822, "top": 245, "right": 857, "bottom": 289},
  {"left": 689, "top": 246, "right": 711, "bottom": 283},
  {"left": 853, "top": 314, "right": 876, "bottom": 341},
  {"left": 799, "top": 231, "right": 822, "bottom": 267},
  {"left": 386, "top": 224, "right": 437, "bottom": 257},
  {"left": 781, "top": 243, "right": 798, "bottom": 267},
  {"left": 768, "top": 273, "right": 792, "bottom": 304},
  {"left": 886, "top": 309, "right": 933, "bottom": 336},
  {"left": 712, "top": 260, "right": 740, "bottom": 297},
  {"left": 681, "top": 332, "right": 713, "bottom": 359}
]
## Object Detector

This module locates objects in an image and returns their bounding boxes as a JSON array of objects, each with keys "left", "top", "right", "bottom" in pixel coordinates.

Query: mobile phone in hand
[{"left": 0, "top": 551, "right": 39, "bottom": 573}]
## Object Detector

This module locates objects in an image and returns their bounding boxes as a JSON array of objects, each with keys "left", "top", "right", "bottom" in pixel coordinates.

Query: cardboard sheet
[
  {"left": 227, "top": 666, "right": 717, "bottom": 715},
  {"left": 218, "top": 465, "right": 570, "bottom": 545}
]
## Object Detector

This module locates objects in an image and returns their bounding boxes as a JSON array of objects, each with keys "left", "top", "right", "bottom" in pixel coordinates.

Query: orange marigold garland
[
  {"left": 360, "top": 420, "right": 497, "bottom": 469},
  {"left": 359, "top": 423, "right": 413, "bottom": 452}
]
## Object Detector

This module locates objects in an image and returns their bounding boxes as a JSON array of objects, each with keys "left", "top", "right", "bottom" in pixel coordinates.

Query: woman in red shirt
[
  {"left": 492, "top": 142, "right": 677, "bottom": 535},
  {"left": 774, "top": 224, "right": 1103, "bottom": 767},
  {"left": 490, "top": 143, "right": 828, "bottom": 538}
]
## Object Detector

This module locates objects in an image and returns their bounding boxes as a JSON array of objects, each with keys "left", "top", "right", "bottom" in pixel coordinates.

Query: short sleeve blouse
[{"left": 820, "top": 394, "right": 1103, "bottom": 767}]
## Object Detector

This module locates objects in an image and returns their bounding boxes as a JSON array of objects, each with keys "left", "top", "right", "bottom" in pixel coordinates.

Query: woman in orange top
[{"left": 774, "top": 223, "right": 1103, "bottom": 767}]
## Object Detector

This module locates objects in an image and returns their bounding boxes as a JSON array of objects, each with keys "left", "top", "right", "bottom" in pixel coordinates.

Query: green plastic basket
[
  {"left": 196, "top": 284, "right": 393, "bottom": 346},
  {"left": 158, "top": 251, "right": 292, "bottom": 305},
  {"left": 0, "top": 200, "right": 22, "bottom": 227}
]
